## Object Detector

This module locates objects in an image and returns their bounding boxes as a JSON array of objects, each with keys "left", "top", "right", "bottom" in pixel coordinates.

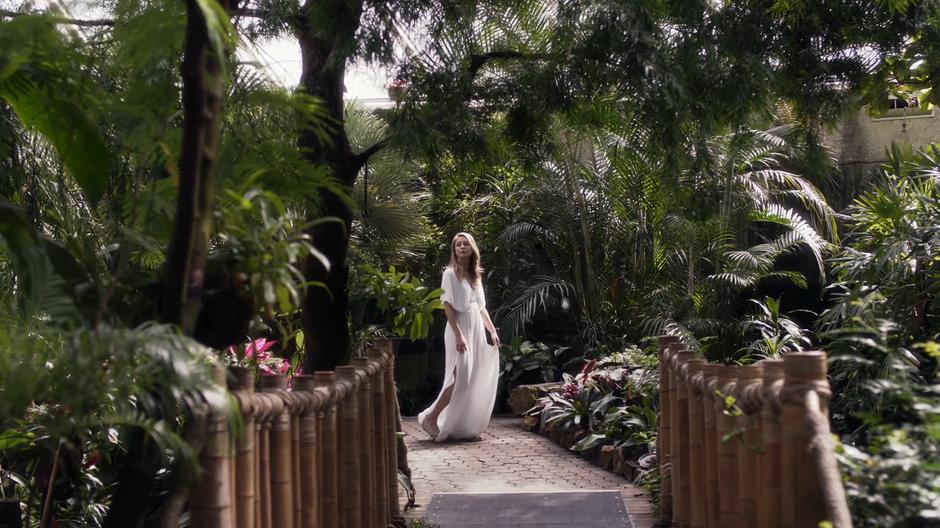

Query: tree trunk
[
  {"left": 106, "top": 0, "right": 229, "bottom": 525},
  {"left": 161, "top": 0, "right": 227, "bottom": 333},
  {"left": 296, "top": 2, "right": 364, "bottom": 372}
]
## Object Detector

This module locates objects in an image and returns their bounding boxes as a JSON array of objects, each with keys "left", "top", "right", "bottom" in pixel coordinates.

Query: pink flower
[
  {"left": 563, "top": 382, "right": 580, "bottom": 400},
  {"left": 245, "top": 338, "right": 277, "bottom": 361}
]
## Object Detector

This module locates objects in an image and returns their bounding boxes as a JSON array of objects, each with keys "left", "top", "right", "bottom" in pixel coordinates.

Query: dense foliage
[
  {"left": 820, "top": 146, "right": 940, "bottom": 527},
  {"left": 1, "top": 0, "right": 939, "bottom": 525},
  {"left": 0, "top": 1, "right": 331, "bottom": 524}
]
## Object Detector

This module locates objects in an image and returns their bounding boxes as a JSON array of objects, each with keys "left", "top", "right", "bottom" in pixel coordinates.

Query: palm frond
[
  {"left": 751, "top": 204, "right": 832, "bottom": 278},
  {"left": 493, "top": 275, "right": 574, "bottom": 337}
]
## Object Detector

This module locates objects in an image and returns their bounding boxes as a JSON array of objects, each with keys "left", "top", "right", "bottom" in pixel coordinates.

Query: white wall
[{"left": 826, "top": 108, "right": 940, "bottom": 165}]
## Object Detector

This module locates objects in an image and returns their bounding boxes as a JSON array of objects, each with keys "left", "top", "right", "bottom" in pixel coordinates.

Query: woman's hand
[
  {"left": 490, "top": 330, "right": 501, "bottom": 348},
  {"left": 456, "top": 333, "right": 467, "bottom": 353}
]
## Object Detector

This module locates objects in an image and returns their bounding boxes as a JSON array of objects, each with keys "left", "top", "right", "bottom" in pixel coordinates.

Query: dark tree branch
[
  {"left": 468, "top": 50, "right": 549, "bottom": 75},
  {"left": 350, "top": 138, "right": 389, "bottom": 178},
  {"left": 0, "top": 9, "right": 114, "bottom": 26}
]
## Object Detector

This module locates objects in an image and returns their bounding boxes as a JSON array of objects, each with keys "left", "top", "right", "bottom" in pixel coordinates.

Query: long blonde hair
[{"left": 448, "top": 232, "right": 484, "bottom": 288}]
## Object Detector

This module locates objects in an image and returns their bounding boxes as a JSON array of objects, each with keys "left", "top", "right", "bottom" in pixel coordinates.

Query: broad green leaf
[
  {"left": 0, "top": 19, "right": 111, "bottom": 205},
  {"left": 0, "top": 429, "right": 35, "bottom": 450}
]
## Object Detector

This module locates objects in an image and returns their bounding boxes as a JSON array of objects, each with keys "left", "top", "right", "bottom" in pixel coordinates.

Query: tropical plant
[
  {"left": 499, "top": 337, "right": 564, "bottom": 388},
  {"left": 818, "top": 144, "right": 940, "bottom": 527},
  {"left": 347, "top": 102, "right": 438, "bottom": 267},
  {"left": 0, "top": 1, "right": 340, "bottom": 524},
  {"left": 738, "top": 296, "right": 812, "bottom": 360},
  {"left": 360, "top": 264, "right": 444, "bottom": 341},
  {"left": 0, "top": 320, "right": 228, "bottom": 528},
  {"left": 635, "top": 125, "right": 836, "bottom": 359},
  {"left": 529, "top": 348, "right": 660, "bottom": 460},
  {"left": 475, "top": 118, "right": 834, "bottom": 362}
]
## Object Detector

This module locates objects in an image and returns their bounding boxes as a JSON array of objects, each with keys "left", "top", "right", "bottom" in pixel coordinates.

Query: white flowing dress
[{"left": 419, "top": 267, "right": 499, "bottom": 441}]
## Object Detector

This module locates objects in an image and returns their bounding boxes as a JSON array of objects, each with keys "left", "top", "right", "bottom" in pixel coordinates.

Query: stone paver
[{"left": 401, "top": 416, "right": 656, "bottom": 527}]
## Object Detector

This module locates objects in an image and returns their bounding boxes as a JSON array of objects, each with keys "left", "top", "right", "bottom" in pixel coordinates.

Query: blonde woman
[{"left": 418, "top": 232, "right": 500, "bottom": 441}]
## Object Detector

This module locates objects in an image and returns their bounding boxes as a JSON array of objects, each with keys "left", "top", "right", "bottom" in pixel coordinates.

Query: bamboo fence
[
  {"left": 658, "top": 336, "right": 853, "bottom": 528},
  {"left": 189, "top": 342, "right": 401, "bottom": 528}
]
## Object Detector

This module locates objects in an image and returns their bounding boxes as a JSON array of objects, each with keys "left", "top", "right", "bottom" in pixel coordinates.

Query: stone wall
[
  {"left": 827, "top": 107, "right": 940, "bottom": 165},
  {"left": 823, "top": 107, "right": 940, "bottom": 209}
]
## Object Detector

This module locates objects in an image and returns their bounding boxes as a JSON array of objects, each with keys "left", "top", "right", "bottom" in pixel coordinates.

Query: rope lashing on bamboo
[
  {"left": 804, "top": 390, "right": 853, "bottom": 528},
  {"left": 657, "top": 343, "right": 853, "bottom": 528},
  {"left": 188, "top": 346, "right": 398, "bottom": 528}
]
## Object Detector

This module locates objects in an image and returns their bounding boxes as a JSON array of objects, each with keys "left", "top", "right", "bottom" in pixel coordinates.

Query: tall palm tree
[{"left": 642, "top": 124, "right": 838, "bottom": 354}]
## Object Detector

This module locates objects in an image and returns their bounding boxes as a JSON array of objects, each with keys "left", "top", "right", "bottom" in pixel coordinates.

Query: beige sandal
[{"left": 418, "top": 411, "right": 439, "bottom": 439}]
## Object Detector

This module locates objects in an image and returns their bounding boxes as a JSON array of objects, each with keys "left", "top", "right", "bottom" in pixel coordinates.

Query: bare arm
[
  {"left": 444, "top": 302, "right": 468, "bottom": 353},
  {"left": 480, "top": 308, "right": 501, "bottom": 348}
]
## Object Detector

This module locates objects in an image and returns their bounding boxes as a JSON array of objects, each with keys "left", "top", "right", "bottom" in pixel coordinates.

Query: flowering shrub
[
  {"left": 224, "top": 338, "right": 292, "bottom": 376},
  {"left": 531, "top": 346, "right": 659, "bottom": 452}
]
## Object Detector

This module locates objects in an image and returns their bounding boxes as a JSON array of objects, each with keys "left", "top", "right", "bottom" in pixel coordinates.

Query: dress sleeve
[
  {"left": 440, "top": 268, "right": 466, "bottom": 311},
  {"left": 476, "top": 284, "right": 486, "bottom": 310}
]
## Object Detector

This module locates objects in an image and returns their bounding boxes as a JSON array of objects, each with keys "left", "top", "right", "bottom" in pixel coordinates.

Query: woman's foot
[{"left": 418, "top": 411, "right": 439, "bottom": 439}]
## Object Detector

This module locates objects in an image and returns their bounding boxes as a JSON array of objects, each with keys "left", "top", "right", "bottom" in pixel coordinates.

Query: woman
[{"left": 418, "top": 232, "right": 500, "bottom": 442}]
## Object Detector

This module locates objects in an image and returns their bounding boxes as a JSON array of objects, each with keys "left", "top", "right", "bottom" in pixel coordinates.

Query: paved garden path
[{"left": 401, "top": 416, "right": 656, "bottom": 527}]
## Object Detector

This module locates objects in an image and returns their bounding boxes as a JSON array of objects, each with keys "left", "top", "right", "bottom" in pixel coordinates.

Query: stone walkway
[{"left": 401, "top": 416, "right": 656, "bottom": 527}]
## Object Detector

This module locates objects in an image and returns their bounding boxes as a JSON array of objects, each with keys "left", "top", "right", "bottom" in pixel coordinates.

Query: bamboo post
[
  {"left": 231, "top": 367, "right": 257, "bottom": 528},
  {"left": 256, "top": 394, "right": 274, "bottom": 528},
  {"left": 314, "top": 371, "right": 340, "bottom": 528},
  {"left": 715, "top": 365, "right": 741, "bottom": 528},
  {"left": 781, "top": 352, "right": 830, "bottom": 528},
  {"left": 336, "top": 365, "right": 362, "bottom": 528},
  {"left": 190, "top": 366, "right": 232, "bottom": 527},
  {"left": 758, "top": 360, "right": 784, "bottom": 528},
  {"left": 804, "top": 390, "right": 852, "bottom": 528},
  {"left": 289, "top": 392, "right": 303, "bottom": 528},
  {"left": 734, "top": 365, "right": 763, "bottom": 528},
  {"left": 383, "top": 347, "right": 400, "bottom": 517},
  {"left": 261, "top": 375, "right": 294, "bottom": 528},
  {"left": 369, "top": 347, "right": 391, "bottom": 526},
  {"left": 230, "top": 446, "right": 236, "bottom": 528},
  {"left": 352, "top": 358, "right": 376, "bottom": 528},
  {"left": 701, "top": 364, "right": 721, "bottom": 528},
  {"left": 685, "top": 360, "right": 707, "bottom": 528},
  {"left": 254, "top": 414, "right": 263, "bottom": 528},
  {"left": 658, "top": 336, "right": 681, "bottom": 523},
  {"left": 293, "top": 375, "right": 321, "bottom": 528},
  {"left": 670, "top": 348, "right": 695, "bottom": 528},
  {"left": 369, "top": 354, "right": 389, "bottom": 527}
]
